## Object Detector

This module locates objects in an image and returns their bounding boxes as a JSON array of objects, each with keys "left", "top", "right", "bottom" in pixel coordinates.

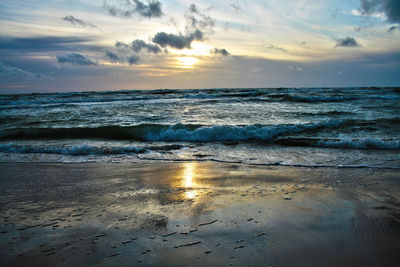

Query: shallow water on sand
[{"left": 1, "top": 162, "right": 399, "bottom": 266}]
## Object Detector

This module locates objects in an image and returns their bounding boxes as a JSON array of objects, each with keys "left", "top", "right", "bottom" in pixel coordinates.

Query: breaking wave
[
  {"left": 0, "top": 120, "right": 346, "bottom": 142},
  {"left": 316, "top": 138, "right": 400, "bottom": 150}
]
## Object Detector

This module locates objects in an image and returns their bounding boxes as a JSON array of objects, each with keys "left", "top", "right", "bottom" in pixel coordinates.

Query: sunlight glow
[
  {"left": 177, "top": 57, "right": 199, "bottom": 68},
  {"left": 178, "top": 43, "right": 212, "bottom": 56}
]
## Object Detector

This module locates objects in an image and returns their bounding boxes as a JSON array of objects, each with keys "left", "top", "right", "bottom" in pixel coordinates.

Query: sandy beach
[
  {"left": 2, "top": 0, "right": 400, "bottom": 265},
  {"left": 0, "top": 162, "right": 399, "bottom": 266}
]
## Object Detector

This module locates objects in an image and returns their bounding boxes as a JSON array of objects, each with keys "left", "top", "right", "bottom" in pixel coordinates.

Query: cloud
[
  {"left": 0, "top": 36, "right": 99, "bottom": 52},
  {"left": 133, "top": 0, "right": 163, "bottom": 18},
  {"left": 230, "top": 3, "right": 242, "bottom": 12},
  {"left": 131, "top": 39, "right": 161, "bottom": 53},
  {"left": 113, "top": 39, "right": 161, "bottom": 65},
  {"left": 62, "top": 15, "right": 98, "bottom": 29},
  {"left": 115, "top": 41, "right": 130, "bottom": 49},
  {"left": 185, "top": 4, "right": 215, "bottom": 35},
  {"left": 152, "top": 30, "right": 203, "bottom": 49},
  {"left": 211, "top": 48, "right": 230, "bottom": 56},
  {"left": 113, "top": 39, "right": 161, "bottom": 64},
  {"left": 128, "top": 55, "right": 140, "bottom": 65},
  {"left": 151, "top": 4, "right": 215, "bottom": 50},
  {"left": 106, "top": 45, "right": 143, "bottom": 64},
  {"left": 189, "top": 4, "right": 198, "bottom": 13},
  {"left": 57, "top": 53, "right": 98, "bottom": 66},
  {"left": 358, "top": 0, "right": 400, "bottom": 23},
  {"left": 335, "top": 37, "right": 362, "bottom": 48},
  {"left": 105, "top": 49, "right": 119, "bottom": 62},
  {"left": 387, "top": 25, "right": 400, "bottom": 33},
  {"left": 103, "top": 0, "right": 163, "bottom": 18},
  {"left": 0, "top": 61, "right": 48, "bottom": 79},
  {"left": 264, "top": 44, "right": 288, "bottom": 53}
]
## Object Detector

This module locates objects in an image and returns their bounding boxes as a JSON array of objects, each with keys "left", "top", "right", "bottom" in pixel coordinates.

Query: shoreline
[
  {"left": 1, "top": 162, "right": 400, "bottom": 266},
  {"left": 1, "top": 156, "right": 399, "bottom": 169}
]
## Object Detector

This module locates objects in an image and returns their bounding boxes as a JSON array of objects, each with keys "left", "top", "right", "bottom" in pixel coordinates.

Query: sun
[{"left": 177, "top": 57, "right": 199, "bottom": 68}]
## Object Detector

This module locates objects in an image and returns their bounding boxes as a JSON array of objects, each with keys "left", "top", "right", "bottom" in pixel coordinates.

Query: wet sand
[{"left": 0, "top": 162, "right": 400, "bottom": 266}]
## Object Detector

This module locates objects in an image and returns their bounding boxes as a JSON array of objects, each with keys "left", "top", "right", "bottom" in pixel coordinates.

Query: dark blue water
[{"left": 1, "top": 87, "right": 399, "bottom": 167}]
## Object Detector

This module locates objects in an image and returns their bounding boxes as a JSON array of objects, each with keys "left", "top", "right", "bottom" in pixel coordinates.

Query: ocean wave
[
  {"left": 0, "top": 96, "right": 158, "bottom": 108},
  {"left": 143, "top": 120, "right": 346, "bottom": 142},
  {"left": 316, "top": 138, "right": 400, "bottom": 150},
  {"left": 266, "top": 93, "right": 400, "bottom": 103},
  {"left": 277, "top": 137, "right": 400, "bottom": 150},
  {"left": 2, "top": 88, "right": 399, "bottom": 108},
  {"left": 0, "top": 143, "right": 147, "bottom": 155},
  {"left": 284, "top": 95, "right": 357, "bottom": 102},
  {"left": 0, "top": 120, "right": 346, "bottom": 142}
]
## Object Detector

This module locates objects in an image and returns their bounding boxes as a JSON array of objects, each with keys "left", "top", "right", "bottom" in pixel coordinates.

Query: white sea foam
[
  {"left": 143, "top": 120, "right": 345, "bottom": 142},
  {"left": 317, "top": 138, "right": 400, "bottom": 150},
  {"left": 0, "top": 143, "right": 146, "bottom": 155}
]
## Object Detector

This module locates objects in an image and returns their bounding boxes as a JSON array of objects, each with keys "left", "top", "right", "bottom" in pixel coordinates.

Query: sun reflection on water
[
  {"left": 184, "top": 163, "right": 194, "bottom": 187},
  {"left": 185, "top": 190, "right": 196, "bottom": 199},
  {"left": 182, "top": 162, "right": 197, "bottom": 199}
]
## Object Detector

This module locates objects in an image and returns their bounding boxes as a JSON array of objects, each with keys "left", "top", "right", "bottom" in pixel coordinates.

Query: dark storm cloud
[
  {"left": 211, "top": 48, "right": 230, "bottom": 56},
  {"left": 131, "top": 39, "right": 161, "bottom": 53},
  {"left": 0, "top": 36, "right": 100, "bottom": 52},
  {"left": 128, "top": 55, "right": 140, "bottom": 65},
  {"left": 359, "top": 0, "right": 400, "bottom": 23},
  {"left": 112, "top": 39, "right": 161, "bottom": 64},
  {"left": 335, "top": 37, "right": 362, "bottom": 48},
  {"left": 387, "top": 25, "right": 400, "bottom": 33},
  {"left": 115, "top": 41, "right": 130, "bottom": 49},
  {"left": 104, "top": 48, "right": 134, "bottom": 64},
  {"left": 105, "top": 49, "right": 119, "bottom": 62},
  {"left": 115, "top": 39, "right": 161, "bottom": 54},
  {"left": 62, "top": 15, "right": 98, "bottom": 29},
  {"left": 0, "top": 61, "right": 48, "bottom": 79},
  {"left": 189, "top": 3, "right": 198, "bottom": 13},
  {"left": 152, "top": 30, "right": 203, "bottom": 49},
  {"left": 151, "top": 4, "right": 214, "bottom": 50},
  {"left": 103, "top": 0, "right": 163, "bottom": 18},
  {"left": 134, "top": 0, "right": 163, "bottom": 17},
  {"left": 57, "top": 53, "right": 98, "bottom": 66}
]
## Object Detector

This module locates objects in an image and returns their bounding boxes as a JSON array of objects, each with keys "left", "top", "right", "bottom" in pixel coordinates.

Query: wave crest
[
  {"left": 317, "top": 138, "right": 400, "bottom": 150},
  {"left": 0, "top": 120, "right": 345, "bottom": 142},
  {"left": 144, "top": 120, "right": 344, "bottom": 141},
  {"left": 0, "top": 143, "right": 146, "bottom": 155}
]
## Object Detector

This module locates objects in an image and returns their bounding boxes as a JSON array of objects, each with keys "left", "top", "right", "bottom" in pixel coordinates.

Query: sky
[{"left": 0, "top": 0, "right": 399, "bottom": 93}]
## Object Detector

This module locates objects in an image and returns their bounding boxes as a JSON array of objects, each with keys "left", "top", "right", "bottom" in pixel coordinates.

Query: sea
[{"left": 1, "top": 87, "right": 399, "bottom": 168}]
